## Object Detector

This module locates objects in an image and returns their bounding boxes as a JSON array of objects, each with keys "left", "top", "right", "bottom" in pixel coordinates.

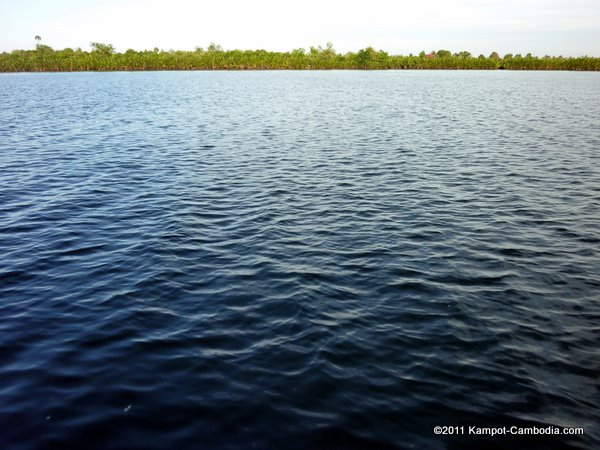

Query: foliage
[
  {"left": 90, "top": 42, "right": 115, "bottom": 55},
  {"left": 1, "top": 42, "right": 599, "bottom": 72},
  {"left": 35, "top": 44, "right": 54, "bottom": 54}
]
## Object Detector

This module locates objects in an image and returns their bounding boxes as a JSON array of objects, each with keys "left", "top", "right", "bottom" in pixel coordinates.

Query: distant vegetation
[{"left": 1, "top": 41, "right": 599, "bottom": 71}]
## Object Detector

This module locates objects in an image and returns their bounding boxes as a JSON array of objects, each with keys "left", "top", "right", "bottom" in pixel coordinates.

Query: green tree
[
  {"left": 90, "top": 42, "right": 115, "bottom": 55},
  {"left": 356, "top": 47, "right": 378, "bottom": 69},
  {"left": 1, "top": 43, "right": 599, "bottom": 72},
  {"left": 35, "top": 44, "right": 53, "bottom": 54},
  {"left": 324, "top": 42, "right": 335, "bottom": 56},
  {"left": 207, "top": 42, "right": 223, "bottom": 52}
]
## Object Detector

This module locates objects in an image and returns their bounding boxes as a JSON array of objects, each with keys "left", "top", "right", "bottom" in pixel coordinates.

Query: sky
[{"left": 1, "top": 0, "right": 599, "bottom": 56}]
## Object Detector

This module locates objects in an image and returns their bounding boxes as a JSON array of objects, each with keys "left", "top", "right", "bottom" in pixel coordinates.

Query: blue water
[{"left": 1, "top": 71, "right": 599, "bottom": 449}]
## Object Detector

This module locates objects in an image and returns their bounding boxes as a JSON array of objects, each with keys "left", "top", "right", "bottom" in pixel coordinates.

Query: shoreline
[
  {"left": 3, "top": 46, "right": 599, "bottom": 72},
  {"left": 2, "top": 67, "right": 600, "bottom": 73}
]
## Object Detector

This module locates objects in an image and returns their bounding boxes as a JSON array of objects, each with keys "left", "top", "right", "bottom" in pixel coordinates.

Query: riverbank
[{"left": 2, "top": 46, "right": 599, "bottom": 72}]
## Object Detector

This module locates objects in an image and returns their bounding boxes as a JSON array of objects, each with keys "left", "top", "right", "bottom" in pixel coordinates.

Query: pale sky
[{"left": 1, "top": 0, "right": 599, "bottom": 56}]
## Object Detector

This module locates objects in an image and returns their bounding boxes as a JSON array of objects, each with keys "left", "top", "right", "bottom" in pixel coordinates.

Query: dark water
[{"left": 1, "top": 71, "right": 599, "bottom": 449}]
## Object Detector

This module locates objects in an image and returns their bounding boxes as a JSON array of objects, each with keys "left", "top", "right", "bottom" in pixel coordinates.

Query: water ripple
[{"left": 0, "top": 71, "right": 599, "bottom": 449}]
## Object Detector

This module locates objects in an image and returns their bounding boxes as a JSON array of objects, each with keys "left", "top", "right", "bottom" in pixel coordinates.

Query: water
[{"left": 0, "top": 71, "right": 599, "bottom": 449}]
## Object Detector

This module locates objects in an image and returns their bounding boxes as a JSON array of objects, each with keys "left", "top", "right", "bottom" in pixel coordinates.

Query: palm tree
[{"left": 35, "top": 35, "right": 41, "bottom": 46}]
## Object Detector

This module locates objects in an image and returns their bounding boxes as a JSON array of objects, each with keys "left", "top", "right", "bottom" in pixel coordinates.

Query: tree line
[{"left": 1, "top": 42, "right": 598, "bottom": 72}]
